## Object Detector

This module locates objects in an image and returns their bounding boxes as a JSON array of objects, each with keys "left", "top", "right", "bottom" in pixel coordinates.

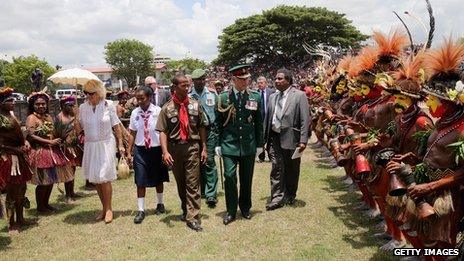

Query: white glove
[
  {"left": 256, "top": 147, "right": 264, "bottom": 155},
  {"left": 215, "top": 146, "right": 222, "bottom": 156}
]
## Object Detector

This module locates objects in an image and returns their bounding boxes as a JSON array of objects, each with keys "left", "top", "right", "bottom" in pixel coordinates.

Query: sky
[{"left": 1, "top": 0, "right": 463, "bottom": 68}]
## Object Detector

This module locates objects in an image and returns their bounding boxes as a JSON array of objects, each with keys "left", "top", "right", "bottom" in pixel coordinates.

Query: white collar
[
  {"left": 138, "top": 103, "right": 156, "bottom": 114},
  {"left": 277, "top": 87, "right": 291, "bottom": 97}
]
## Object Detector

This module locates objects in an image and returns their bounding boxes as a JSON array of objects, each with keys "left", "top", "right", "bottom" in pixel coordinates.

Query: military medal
[
  {"left": 247, "top": 115, "right": 253, "bottom": 123},
  {"left": 171, "top": 117, "right": 178, "bottom": 123},
  {"left": 245, "top": 100, "right": 258, "bottom": 110}
]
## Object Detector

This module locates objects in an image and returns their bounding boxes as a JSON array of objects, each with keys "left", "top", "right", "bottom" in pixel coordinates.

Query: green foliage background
[
  {"left": 214, "top": 5, "right": 367, "bottom": 69},
  {"left": 3, "top": 55, "right": 55, "bottom": 93},
  {"left": 104, "top": 39, "right": 154, "bottom": 88}
]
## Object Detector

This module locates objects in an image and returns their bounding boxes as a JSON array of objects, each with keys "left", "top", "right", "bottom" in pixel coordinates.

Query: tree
[
  {"left": 214, "top": 5, "right": 367, "bottom": 70},
  {"left": 3, "top": 55, "right": 55, "bottom": 93},
  {"left": 162, "top": 58, "right": 208, "bottom": 81},
  {"left": 104, "top": 39, "right": 154, "bottom": 87},
  {"left": 0, "top": 59, "right": 9, "bottom": 87}
]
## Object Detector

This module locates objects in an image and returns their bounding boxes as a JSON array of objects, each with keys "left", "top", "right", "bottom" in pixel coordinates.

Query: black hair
[
  {"left": 28, "top": 94, "right": 49, "bottom": 115},
  {"left": 172, "top": 74, "right": 187, "bottom": 86},
  {"left": 276, "top": 68, "right": 293, "bottom": 85},
  {"left": 136, "top": 86, "right": 154, "bottom": 97}
]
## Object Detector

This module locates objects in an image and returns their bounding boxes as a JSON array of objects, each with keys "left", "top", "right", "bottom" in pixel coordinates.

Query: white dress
[{"left": 79, "top": 99, "right": 121, "bottom": 183}]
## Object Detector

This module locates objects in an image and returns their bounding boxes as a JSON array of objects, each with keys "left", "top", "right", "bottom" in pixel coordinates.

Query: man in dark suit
[
  {"left": 264, "top": 68, "right": 310, "bottom": 210},
  {"left": 256, "top": 76, "right": 275, "bottom": 162},
  {"left": 145, "top": 76, "right": 171, "bottom": 107}
]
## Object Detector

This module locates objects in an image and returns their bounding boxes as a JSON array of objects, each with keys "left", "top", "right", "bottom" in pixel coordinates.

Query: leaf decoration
[
  {"left": 386, "top": 120, "right": 397, "bottom": 136},
  {"left": 446, "top": 137, "right": 464, "bottom": 166},
  {"left": 0, "top": 115, "right": 13, "bottom": 130},
  {"left": 412, "top": 163, "right": 430, "bottom": 184},
  {"left": 367, "top": 128, "right": 380, "bottom": 141},
  {"left": 412, "top": 129, "right": 432, "bottom": 157}
]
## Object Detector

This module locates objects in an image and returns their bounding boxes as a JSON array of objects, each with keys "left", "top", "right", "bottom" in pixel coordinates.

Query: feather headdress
[
  {"left": 372, "top": 29, "right": 409, "bottom": 72},
  {"left": 350, "top": 46, "right": 379, "bottom": 84},
  {"left": 337, "top": 55, "right": 354, "bottom": 74},
  {"left": 0, "top": 87, "right": 14, "bottom": 103},
  {"left": 373, "top": 29, "right": 410, "bottom": 58},
  {"left": 423, "top": 38, "right": 464, "bottom": 102},
  {"left": 389, "top": 53, "right": 425, "bottom": 98}
]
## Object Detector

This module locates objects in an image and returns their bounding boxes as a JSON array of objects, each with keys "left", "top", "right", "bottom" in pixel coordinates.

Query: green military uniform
[
  {"left": 156, "top": 98, "right": 206, "bottom": 223},
  {"left": 189, "top": 86, "right": 219, "bottom": 201},
  {"left": 217, "top": 85, "right": 264, "bottom": 217}
]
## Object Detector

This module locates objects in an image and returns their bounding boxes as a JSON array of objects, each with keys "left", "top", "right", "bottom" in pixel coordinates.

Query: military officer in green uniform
[
  {"left": 189, "top": 68, "right": 219, "bottom": 208},
  {"left": 215, "top": 64, "right": 264, "bottom": 225},
  {"left": 156, "top": 74, "right": 207, "bottom": 232}
]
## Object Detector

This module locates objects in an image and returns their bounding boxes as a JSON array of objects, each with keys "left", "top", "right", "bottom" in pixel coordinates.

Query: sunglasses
[
  {"left": 276, "top": 77, "right": 285, "bottom": 80},
  {"left": 84, "top": 91, "right": 96, "bottom": 96}
]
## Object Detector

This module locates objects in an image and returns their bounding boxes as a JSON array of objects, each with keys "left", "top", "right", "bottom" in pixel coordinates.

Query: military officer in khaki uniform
[
  {"left": 156, "top": 75, "right": 207, "bottom": 232},
  {"left": 215, "top": 64, "right": 264, "bottom": 225}
]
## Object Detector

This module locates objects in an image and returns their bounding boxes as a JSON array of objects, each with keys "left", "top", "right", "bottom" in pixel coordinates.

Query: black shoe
[
  {"left": 187, "top": 221, "right": 203, "bottom": 232},
  {"left": 206, "top": 197, "right": 217, "bottom": 208},
  {"left": 179, "top": 213, "right": 187, "bottom": 222},
  {"left": 266, "top": 202, "right": 284, "bottom": 211},
  {"left": 287, "top": 198, "right": 296, "bottom": 205},
  {"left": 241, "top": 211, "right": 251, "bottom": 219},
  {"left": 154, "top": 204, "right": 165, "bottom": 215},
  {"left": 223, "top": 214, "right": 236, "bottom": 225},
  {"left": 134, "top": 211, "right": 145, "bottom": 224}
]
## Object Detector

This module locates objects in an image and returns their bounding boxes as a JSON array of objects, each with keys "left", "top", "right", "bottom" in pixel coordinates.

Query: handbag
[{"left": 117, "top": 157, "right": 130, "bottom": 179}]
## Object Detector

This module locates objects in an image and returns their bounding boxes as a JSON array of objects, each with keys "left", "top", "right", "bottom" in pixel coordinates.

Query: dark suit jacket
[
  {"left": 264, "top": 87, "right": 310, "bottom": 150},
  {"left": 150, "top": 88, "right": 171, "bottom": 107},
  {"left": 259, "top": 87, "right": 275, "bottom": 120}
]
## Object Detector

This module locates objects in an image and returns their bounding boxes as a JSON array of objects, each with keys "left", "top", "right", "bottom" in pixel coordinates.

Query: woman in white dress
[{"left": 75, "top": 80, "right": 125, "bottom": 223}]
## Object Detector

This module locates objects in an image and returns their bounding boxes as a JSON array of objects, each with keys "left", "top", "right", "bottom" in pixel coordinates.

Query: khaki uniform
[{"left": 156, "top": 98, "right": 206, "bottom": 222}]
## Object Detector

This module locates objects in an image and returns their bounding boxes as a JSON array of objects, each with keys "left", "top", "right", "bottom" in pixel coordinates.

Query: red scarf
[{"left": 172, "top": 94, "right": 189, "bottom": 141}]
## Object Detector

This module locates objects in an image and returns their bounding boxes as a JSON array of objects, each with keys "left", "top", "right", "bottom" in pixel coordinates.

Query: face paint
[
  {"left": 393, "top": 94, "right": 413, "bottom": 113},
  {"left": 336, "top": 80, "right": 346, "bottom": 94},
  {"left": 426, "top": 94, "right": 446, "bottom": 118},
  {"left": 348, "top": 88, "right": 355, "bottom": 97},
  {"left": 360, "top": 84, "right": 370, "bottom": 96}
]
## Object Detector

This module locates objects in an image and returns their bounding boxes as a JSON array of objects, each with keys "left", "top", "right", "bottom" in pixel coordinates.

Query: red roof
[{"left": 155, "top": 63, "right": 166, "bottom": 70}]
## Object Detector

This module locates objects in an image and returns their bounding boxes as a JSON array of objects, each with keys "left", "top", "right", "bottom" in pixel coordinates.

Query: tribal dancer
[
  {"left": 384, "top": 52, "right": 434, "bottom": 252},
  {"left": 26, "top": 92, "right": 67, "bottom": 213},
  {"left": 56, "top": 96, "right": 83, "bottom": 203},
  {"left": 0, "top": 87, "right": 33, "bottom": 233},
  {"left": 392, "top": 39, "right": 464, "bottom": 250}
]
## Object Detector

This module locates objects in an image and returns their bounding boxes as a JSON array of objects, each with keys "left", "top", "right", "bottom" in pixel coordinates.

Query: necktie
[
  {"left": 274, "top": 92, "right": 284, "bottom": 130},
  {"left": 141, "top": 110, "right": 152, "bottom": 148},
  {"left": 237, "top": 92, "right": 242, "bottom": 106}
]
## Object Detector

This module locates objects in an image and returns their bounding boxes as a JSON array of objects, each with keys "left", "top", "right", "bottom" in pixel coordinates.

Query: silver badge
[
  {"left": 171, "top": 117, "right": 178, "bottom": 123},
  {"left": 188, "top": 104, "right": 194, "bottom": 110}
]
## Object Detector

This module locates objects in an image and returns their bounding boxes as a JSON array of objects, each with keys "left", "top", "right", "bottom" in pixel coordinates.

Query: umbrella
[{"left": 48, "top": 68, "right": 102, "bottom": 86}]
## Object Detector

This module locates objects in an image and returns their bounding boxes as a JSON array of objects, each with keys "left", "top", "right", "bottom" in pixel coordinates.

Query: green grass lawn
[{"left": 0, "top": 145, "right": 397, "bottom": 260}]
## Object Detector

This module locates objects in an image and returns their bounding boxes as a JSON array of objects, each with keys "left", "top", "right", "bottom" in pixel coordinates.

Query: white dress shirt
[
  {"left": 271, "top": 87, "right": 291, "bottom": 133},
  {"left": 129, "top": 103, "right": 162, "bottom": 147}
]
